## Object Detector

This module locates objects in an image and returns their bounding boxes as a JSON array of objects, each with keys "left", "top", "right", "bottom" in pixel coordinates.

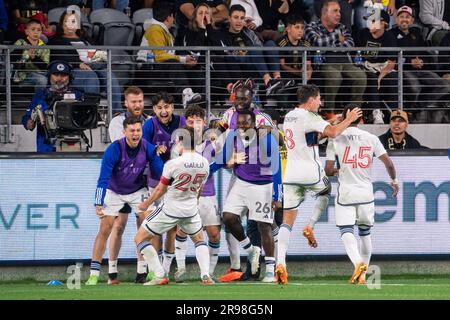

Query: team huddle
[{"left": 86, "top": 84, "right": 399, "bottom": 286}]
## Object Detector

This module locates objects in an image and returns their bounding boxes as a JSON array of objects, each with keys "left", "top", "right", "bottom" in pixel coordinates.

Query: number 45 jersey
[
  {"left": 159, "top": 152, "right": 210, "bottom": 217},
  {"left": 326, "top": 126, "right": 387, "bottom": 206}
]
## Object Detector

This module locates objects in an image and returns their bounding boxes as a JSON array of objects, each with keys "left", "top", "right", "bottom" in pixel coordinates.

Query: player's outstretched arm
[
  {"left": 139, "top": 182, "right": 168, "bottom": 212},
  {"left": 378, "top": 153, "right": 399, "bottom": 198},
  {"left": 322, "top": 108, "right": 362, "bottom": 138}
]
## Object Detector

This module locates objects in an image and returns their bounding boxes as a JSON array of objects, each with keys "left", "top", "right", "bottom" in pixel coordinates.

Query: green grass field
[{"left": 2, "top": 275, "right": 450, "bottom": 300}]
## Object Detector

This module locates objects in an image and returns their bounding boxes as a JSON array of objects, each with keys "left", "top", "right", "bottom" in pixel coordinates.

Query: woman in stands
[{"left": 48, "top": 10, "right": 122, "bottom": 112}]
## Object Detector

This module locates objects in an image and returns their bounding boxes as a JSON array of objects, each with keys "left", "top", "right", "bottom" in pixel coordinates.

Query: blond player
[
  {"left": 276, "top": 84, "right": 362, "bottom": 284},
  {"left": 325, "top": 104, "right": 398, "bottom": 284}
]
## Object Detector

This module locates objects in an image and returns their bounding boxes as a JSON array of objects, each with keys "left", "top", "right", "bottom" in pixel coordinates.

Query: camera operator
[{"left": 22, "top": 60, "right": 84, "bottom": 152}]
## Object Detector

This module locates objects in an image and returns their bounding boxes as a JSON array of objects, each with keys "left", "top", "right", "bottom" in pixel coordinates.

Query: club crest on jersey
[{"left": 184, "top": 162, "right": 205, "bottom": 169}]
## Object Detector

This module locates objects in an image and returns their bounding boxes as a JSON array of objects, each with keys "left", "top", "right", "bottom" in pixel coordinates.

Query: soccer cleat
[
  {"left": 262, "top": 272, "right": 276, "bottom": 283},
  {"left": 201, "top": 275, "right": 215, "bottom": 285},
  {"left": 231, "top": 79, "right": 244, "bottom": 93},
  {"left": 265, "top": 79, "right": 283, "bottom": 96},
  {"left": 275, "top": 264, "right": 288, "bottom": 285},
  {"left": 218, "top": 268, "right": 243, "bottom": 282},
  {"left": 283, "top": 79, "right": 296, "bottom": 89},
  {"left": 243, "top": 78, "right": 254, "bottom": 89},
  {"left": 146, "top": 271, "right": 155, "bottom": 282},
  {"left": 85, "top": 275, "right": 98, "bottom": 286},
  {"left": 349, "top": 262, "right": 368, "bottom": 284},
  {"left": 174, "top": 268, "right": 187, "bottom": 283},
  {"left": 248, "top": 246, "right": 261, "bottom": 275},
  {"left": 143, "top": 276, "right": 169, "bottom": 286},
  {"left": 107, "top": 278, "right": 120, "bottom": 285},
  {"left": 303, "top": 225, "right": 318, "bottom": 248},
  {"left": 135, "top": 272, "right": 148, "bottom": 284}
]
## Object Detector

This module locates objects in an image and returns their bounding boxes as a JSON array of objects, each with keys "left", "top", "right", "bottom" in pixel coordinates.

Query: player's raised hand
[
  {"left": 346, "top": 107, "right": 362, "bottom": 122},
  {"left": 233, "top": 151, "right": 247, "bottom": 164},
  {"left": 95, "top": 205, "right": 105, "bottom": 218},
  {"left": 391, "top": 180, "right": 399, "bottom": 198},
  {"left": 156, "top": 145, "right": 167, "bottom": 156}
]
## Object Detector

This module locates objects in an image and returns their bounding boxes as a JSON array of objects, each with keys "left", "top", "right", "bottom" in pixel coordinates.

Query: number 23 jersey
[
  {"left": 326, "top": 126, "right": 387, "bottom": 205},
  {"left": 160, "top": 152, "right": 210, "bottom": 217}
]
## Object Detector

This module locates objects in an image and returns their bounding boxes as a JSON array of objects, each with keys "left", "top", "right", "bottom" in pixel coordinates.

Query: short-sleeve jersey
[
  {"left": 326, "top": 126, "right": 387, "bottom": 205},
  {"left": 283, "top": 108, "right": 329, "bottom": 184},
  {"left": 160, "top": 152, "right": 210, "bottom": 217}
]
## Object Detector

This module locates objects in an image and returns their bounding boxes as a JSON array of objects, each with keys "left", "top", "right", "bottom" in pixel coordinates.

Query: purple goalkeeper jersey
[
  {"left": 107, "top": 138, "right": 149, "bottom": 194},
  {"left": 199, "top": 140, "right": 215, "bottom": 197}
]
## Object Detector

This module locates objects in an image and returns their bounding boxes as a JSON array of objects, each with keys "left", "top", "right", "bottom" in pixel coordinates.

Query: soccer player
[
  {"left": 173, "top": 105, "right": 222, "bottom": 282},
  {"left": 142, "top": 91, "right": 186, "bottom": 276},
  {"left": 212, "top": 109, "right": 282, "bottom": 283},
  {"left": 107, "top": 86, "right": 152, "bottom": 284},
  {"left": 325, "top": 104, "right": 399, "bottom": 284},
  {"left": 86, "top": 116, "right": 163, "bottom": 285},
  {"left": 136, "top": 126, "right": 214, "bottom": 285},
  {"left": 276, "top": 84, "right": 362, "bottom": 284}
]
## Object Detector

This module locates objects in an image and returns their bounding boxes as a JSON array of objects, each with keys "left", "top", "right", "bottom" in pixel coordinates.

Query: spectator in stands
[
  {"left": 176, "top": 0, "right": 228, "bottom": 40},
  {"left": 143, "top": 0, "right": 197, "bottom": 98},
  {"left": 92, "top": 1, "right": 129, "bottom": 13},
  {"left": 277, "top": 14, "right": 312, "bottom": 82},
  {"left": 305, "top": 0, "right": 367, "bottom": 113},
  {"left": 48, "top": 9, "right": 122, "bottom": 112},
  {"left": 390, "top": 6, "right": 450, "bottom": 110},
  {"left": 314, "top": 0, "right": 356, "bottom": 32},
  {"left": 214, "top": 4, "right": 282, "bottom": 97},
  {"left": 12, "top": 19, "right": 50, "bottom": 90},
  {"left": 0, "top": 0, "right": 8, "bottom": 43},
  {"left": 378, "top": 109, "right": 428, "bottom": 149},
  {"left": 21, "top": 60, "right": 84, "bottom": 152},
  {"left": 230, "top": 0, "right": 262, "bottom": 31},
  {"left": 356, "top": 9, "right": 398, "bottom": 123},
  {"left": 419, "top": 0, "right": 450, "bottom": 46},
  {"left": 10, "top": 0, "right": 52, "bottom": 42}
]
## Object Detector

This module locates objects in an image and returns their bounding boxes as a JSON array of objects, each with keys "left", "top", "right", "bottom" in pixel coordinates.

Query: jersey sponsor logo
[{"left": 184, "top": 162, "right": 205, "bottom": 169}]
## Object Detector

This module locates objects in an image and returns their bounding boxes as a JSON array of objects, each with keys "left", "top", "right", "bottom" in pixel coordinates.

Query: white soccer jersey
[
  {"left": 159, "top": 152, "right": 210, "bottom": 217},
  {"left": 283, "top": 108, "right": 330, "bottom": 185},
  {"left": 326, "top": 126, "right": 387, "bottom": 205}
]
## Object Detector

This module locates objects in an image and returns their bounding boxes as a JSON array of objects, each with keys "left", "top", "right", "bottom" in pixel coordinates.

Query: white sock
[
  {"left": 226, "top": 231, "right": 241, "bottom": 270},
  {"left": 162, "top": 251, "right": 175, "bottom": 274},
  {"left": 240, "top": 237, "right": 253, "bottom": 254},
  {"left": 309, "top": 195, "right": 329, "bottom": 228},
  {"left": 265, "top": 256, "right": 276, "bottom": 275},
  {"left": 195, "top": 241, "right": 210, "bottom": 278},
  {"left": 359, "top": 234, "right": 372, "bottom": 266},
  {"left": 341, "top": 232, "right": 362, "bottom": 267},
  {"left": 108, "top": 260, "right": 118, "bottom": 274},
  {"left": 138, "top": 241, "right": 165, "bottom": 278},
  {"left": 175, "top": 235, "right": 188, "bottom": 270},
  {"left": 277, "top": 224, "right": 292, "bottom": 267},
  {"left": 137, "top": 260, "right": 148, "bottom": 274},
  {"left": 208, "top": 240, "right": 220, "bottom": 275},
  {"left": 158, "top": 249, "right": 163, "bottom": 264}
]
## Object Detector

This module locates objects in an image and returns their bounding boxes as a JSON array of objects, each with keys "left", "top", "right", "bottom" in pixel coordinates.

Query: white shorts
[
  {"left": 198, "top": 196, "right": 221, "bottom": 226},
  {"left": 103, "top": 188, "right": 150, "bottom": 217},
  {"left": 142, "top": 204, "right": 203, "bottom": 236},
  {"left": 283, "top": 176, "right": 331, "bottom": 210},
  {"left": 223, "top": 178, "right": 274, "bottom": 224},
  {"left": 335, "top": 201, "right": 375, "bottom": 227}
]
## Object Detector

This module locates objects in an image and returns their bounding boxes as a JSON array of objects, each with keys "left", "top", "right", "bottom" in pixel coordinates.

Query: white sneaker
[
  {"left": 262, "top": 272, "right": 276, "bottom": 283},
  {"left": 174, "top": 268, "right": 186, "bottom": 283},
  {"left": 372, "top": 109, "right": 384, "bottom": 124},
  {"left": 248, "top": 246, "right": 261, "bottom": 275},
  {"left": 143, "top": 275, "right": 169, "bottom": 286}
]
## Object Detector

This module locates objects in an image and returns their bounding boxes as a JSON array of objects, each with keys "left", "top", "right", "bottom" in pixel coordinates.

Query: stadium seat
[
  {"left": 132, "top": 8, "right": 153, "bottom": 45},
  {"left": 89, "top": 8, "right": 135, "bottom": 46}
]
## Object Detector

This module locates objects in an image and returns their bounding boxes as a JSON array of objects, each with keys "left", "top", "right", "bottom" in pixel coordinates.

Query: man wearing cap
[
  {"left": 355, "top": 9, "right": 398, "bottom": 123},
  {"left": 389, "top": 6, "right": 450, "bottom": 111},
  {"left": 22, "top": 60, "right": 84, "bottom": 152},
  {"left": 378, "top": 109, "right": 427, "bottom": 149}
]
